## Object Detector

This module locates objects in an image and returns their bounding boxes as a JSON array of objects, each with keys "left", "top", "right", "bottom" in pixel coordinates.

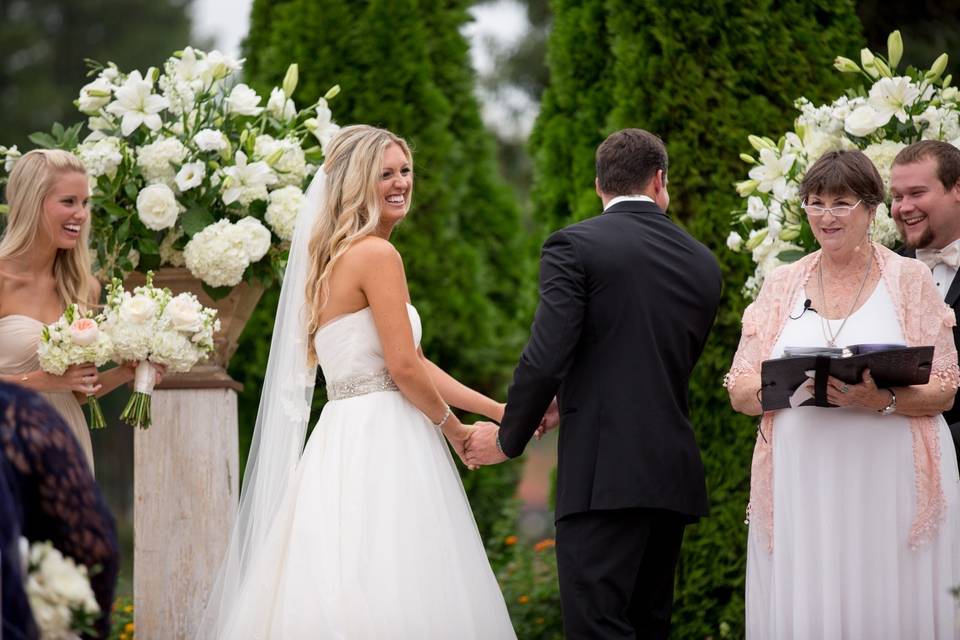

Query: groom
[{"left": 466, "top": 128, "right": 721, "bottom": 638}]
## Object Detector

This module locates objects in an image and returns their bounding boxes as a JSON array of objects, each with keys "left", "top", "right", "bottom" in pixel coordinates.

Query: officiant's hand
[
  {"left": 464, "top": 422, "right": 508, "bottom": 467},
  {"left": 535, "top": 397, "right": 560, "bottom": 440},
  {"left": 806, "top": 368, "right": 889, "bottom": 410}
]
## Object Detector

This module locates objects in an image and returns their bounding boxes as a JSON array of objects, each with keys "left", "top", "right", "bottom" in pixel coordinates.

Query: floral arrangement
[
  {"left": 728, "top": 31, "right": 957, "bottom": 297},
  {"left": 102, "top": 271, "right": 219, "bottom": 428},
  {"left": 109, "top": 597, "right": 135, "bottom": 640},
  {"left": 37, "top": 304, "right": 113, "bottom": 429},
  {"left": 20, "top": 538, "right": 100, "bottom": 640},
  {"left": 0, "top": 46, "right": 338, "bottom": 293}
]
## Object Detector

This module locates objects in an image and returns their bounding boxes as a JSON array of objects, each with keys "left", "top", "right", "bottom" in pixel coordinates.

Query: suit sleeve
[{"left": 499, "top": 229, "right": 587, "bottom": 458}]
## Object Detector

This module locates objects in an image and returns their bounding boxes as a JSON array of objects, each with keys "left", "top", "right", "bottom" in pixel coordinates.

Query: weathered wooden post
[{"left": 127, "top": 268, "right": 262, "bottom": 639}]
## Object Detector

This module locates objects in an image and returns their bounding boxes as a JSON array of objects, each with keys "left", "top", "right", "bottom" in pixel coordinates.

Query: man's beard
[{"left": 897, "top": 222, "right": 934, "bottom": 250}]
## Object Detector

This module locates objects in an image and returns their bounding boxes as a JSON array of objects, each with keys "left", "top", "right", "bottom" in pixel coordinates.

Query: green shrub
[{"left": 529, "top": 0, "right": 864, "bottom": 636}]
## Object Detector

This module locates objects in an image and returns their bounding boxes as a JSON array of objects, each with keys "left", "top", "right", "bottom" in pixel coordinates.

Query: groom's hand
[
  {"left": 534, "top": 396, "right": 560, "bottom": 440},
  {"left": 465, "top": 421, "right": 507, "bottom": 467}
]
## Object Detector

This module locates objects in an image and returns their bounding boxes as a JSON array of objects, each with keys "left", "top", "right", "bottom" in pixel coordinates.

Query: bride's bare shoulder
[{"left": 342, "top": 236, "right": 402, "bottom": 268}]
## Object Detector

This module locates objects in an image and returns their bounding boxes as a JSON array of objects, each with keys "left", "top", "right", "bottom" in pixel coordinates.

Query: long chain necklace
[{"left": 817, "top": 252, "right": 873, "bottom": 348}]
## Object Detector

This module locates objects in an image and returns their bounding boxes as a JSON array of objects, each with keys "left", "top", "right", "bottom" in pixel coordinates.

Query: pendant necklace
[{"left": 818, "top": 252, "right": 873, "bottom": 348}]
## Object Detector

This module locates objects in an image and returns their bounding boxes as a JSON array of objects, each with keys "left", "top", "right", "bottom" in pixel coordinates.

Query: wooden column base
[{"left": 134, "top": 388, "right": 239, "bottom": 639}]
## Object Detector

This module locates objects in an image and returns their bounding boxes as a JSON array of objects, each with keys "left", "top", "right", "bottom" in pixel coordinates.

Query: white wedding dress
[
  {"left": 216, "top": 303, "right": 516, "bottom": 639},
  {"left": 746, "top": 282, "right": 960, "bottom": 639}
]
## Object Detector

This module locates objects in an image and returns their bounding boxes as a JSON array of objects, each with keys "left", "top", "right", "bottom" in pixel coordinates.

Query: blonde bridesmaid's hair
[
  {"left": 304, "top": 125, "right": 412, "bottom": 363},
  {"left": 0, "top": 149, "right": 97, "bottom": 309}
]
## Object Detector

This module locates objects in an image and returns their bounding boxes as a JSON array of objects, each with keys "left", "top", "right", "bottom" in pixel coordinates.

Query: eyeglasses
[{"left": 801, "top": 200, "right": 862, "bottom": 217}]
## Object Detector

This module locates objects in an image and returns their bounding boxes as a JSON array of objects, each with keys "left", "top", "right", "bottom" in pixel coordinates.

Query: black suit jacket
[
  {"left": 901, "top": 247, "right": 960, "bottom": 426},
  {"left": 499, "top": 200, "right": 722, "bottom": 521}
]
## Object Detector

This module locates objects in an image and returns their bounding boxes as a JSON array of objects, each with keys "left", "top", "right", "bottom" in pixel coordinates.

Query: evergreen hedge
[
  {"left": 235, "top": 0, "right": 536, "bottom": 538},
  {"left": 528, "top": 0, "right": 864, "bottom": 636}
]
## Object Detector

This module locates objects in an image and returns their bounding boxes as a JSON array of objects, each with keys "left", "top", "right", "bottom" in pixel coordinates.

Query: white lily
[
  {"left": 868, "top": 76, "right": 922, "bottom": 125},
  {"left": 748, "top": 148, "right": 795, "bottom": 195},
  {"left": 221, "top": 151, "right": 277, "bottom": 205},
  {"left": 105, "top": 70, "right": 169, "bottom": 136}
]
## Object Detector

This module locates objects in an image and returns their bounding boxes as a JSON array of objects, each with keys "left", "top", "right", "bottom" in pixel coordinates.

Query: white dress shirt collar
[{"left": 603, "top": 195, "right": 655, "bottom": 211}]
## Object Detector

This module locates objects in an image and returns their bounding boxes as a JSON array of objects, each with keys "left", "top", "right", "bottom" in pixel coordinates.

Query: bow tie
[{"left": 917, "top": 244, "right": 960, "bottom": 271}]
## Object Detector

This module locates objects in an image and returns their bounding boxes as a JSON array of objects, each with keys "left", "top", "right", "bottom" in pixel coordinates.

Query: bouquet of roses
[
  {"left": 20, "top": 537, "right": 100, "bottom": 640},
  {"left": 37, "top": 305, "right": 113, "bottom": 429},
  {"left": 102, "top": 272, "right": 219, "bottom": 428}
]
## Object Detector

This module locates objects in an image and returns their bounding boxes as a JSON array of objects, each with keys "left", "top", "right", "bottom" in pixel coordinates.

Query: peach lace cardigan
[{"left": 725, "top": 244, "right": 960, "bottom": 551}]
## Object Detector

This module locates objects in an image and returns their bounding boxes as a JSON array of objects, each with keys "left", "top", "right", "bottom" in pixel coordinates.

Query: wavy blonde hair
[
  {"left": 0, "top": 149, "right": 97, "bottom": 310},
  {"left": 305, "top": 125, "right": 412, "bottom": 361}
]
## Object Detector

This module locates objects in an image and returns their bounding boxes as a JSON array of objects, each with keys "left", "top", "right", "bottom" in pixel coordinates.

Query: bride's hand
[{"left": 441, "top": 415, "right": 477, "bottom": 470}]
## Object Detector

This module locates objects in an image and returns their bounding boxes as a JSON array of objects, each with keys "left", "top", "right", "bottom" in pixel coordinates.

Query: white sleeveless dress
[
  {"left": 218, "top": 304, "right": 516, "bottom": 639},
  {"left": 746, "top": 282, "right": 960, "bottom": 639}
]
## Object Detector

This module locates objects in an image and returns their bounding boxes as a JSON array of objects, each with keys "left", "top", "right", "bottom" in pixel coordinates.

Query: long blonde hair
[
  {"left": 305, "top": 125, "right": 412, "bottom": 360},
  {"left": 0, "top": 149, "right": 97, "bottom": 310}
]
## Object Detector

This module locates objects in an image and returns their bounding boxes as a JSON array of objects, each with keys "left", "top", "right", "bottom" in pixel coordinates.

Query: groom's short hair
[{"left": 596, "top": 128, "right": 668, "bottom": 196}]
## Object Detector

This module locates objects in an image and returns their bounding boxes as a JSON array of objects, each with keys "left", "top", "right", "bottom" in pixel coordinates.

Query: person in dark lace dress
[{"left": 0, "top": 381, "right": 119, "bottom": 639}]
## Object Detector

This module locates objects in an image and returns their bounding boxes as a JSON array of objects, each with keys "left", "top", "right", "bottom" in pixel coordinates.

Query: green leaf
[
  {"left": 138, "top": 237, "right": 160, "bottom": 255},
  {"left": 139, "top": 253, "right": 161, "bottom": 272},
  {"left": 777, "top": 249, "right": 807, "bottom": 263},
  {"left": 116, "top": 219, "right": 131, "bottom": 242},
  {"left": 52, "top": 122, "right": 65, "bottom": 138},
  {"left": 124, "top": 182, "right": 139, "bottom": 201},
  {"left": 28, "top": 132, "right": 58, "bottom": 149},
  {"left": 98, "top": 201, "right": 129, "bottom": 220},
  {"left": 181, "top": 207, "right": 216, "bottom": 237},
  {"left": 202, "top": 282, "right": 233, "bottom": 301},
  {"left": 248, "top": 199, "right": 267, "bottom": 216}
]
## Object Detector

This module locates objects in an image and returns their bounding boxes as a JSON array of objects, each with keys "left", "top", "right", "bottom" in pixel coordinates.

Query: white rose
[
  {"left": 137, "top": 137, "right": 188, "bottom": 185},
  {"left": 226, "top": 83, "right": 263, "bottom": 116},
  {"left": 68, "top": 318, "right": 99, "bottom": 347},
  {"left": 175, "top": 161, "right": 206, "bottom": 191},
  {"left": 136, "top": 183, "right": 181, "bottom": 230},
  {"left": 234, "top": 216, "right": 272, "bottom": 261},
  {"left": 194, "top": 128, "right": 229, "bottom": 152},
  {"left": 726, "top": 231, "right": 743, "bottom": 251},
  {"left": 120, "top": 294, "right": 158, "bottom": 324},
  {"left": 844, "top": 105, "right": 884, "bottom": 137},
  {"left": 164, "top": 294, "right": 203, "bottom": 332}
]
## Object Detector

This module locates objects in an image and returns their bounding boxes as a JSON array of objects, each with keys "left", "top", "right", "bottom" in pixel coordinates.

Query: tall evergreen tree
[
  {"left": 237, "top": 0, "right": 535, "bottom": 538},
  {"left": 530, "top": 0, "right": 864, "bottom": 634}
]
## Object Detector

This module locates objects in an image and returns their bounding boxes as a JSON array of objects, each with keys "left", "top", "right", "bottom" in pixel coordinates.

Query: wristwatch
[{"left": 878, "top": 389, "right": 897, "bottom": 415}]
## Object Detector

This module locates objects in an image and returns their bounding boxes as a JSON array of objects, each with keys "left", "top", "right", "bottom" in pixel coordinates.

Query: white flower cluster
[
  {"left": 101, "top": 275, "right": 219, "bottom": 373},
  {"left": 0, "top": 47, "right": 341, "bottom": 290},
  {"left": 183, "top": 217, "right": 272, "bottom": 287},
  {"left": 265, "top": 185, "right": 306, "bottom": 241},
  {"left": 21, "top": 538, "right": 100, "bottom": 640},
  {"left": 37, "top": 305, "right": 113, "bottom": 376},
  {"left": 731, "top": 32, "right": 959, "bottom": 297}
]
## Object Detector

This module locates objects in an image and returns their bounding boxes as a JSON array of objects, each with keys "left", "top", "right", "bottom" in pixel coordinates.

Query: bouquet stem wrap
[
  {"left": 86, "top": 393, "right": 106, "bottom": 430},
  {"left": 121, "top": 361, "right": 156, "bottom": 429}
]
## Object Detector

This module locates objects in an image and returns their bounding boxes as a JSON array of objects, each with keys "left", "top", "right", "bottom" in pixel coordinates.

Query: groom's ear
[{"left": 595, "top": 177, "right": 603, "bottom": 199}]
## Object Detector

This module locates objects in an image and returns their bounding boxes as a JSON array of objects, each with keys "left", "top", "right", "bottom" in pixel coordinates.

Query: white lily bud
[
  {"left": 282, "top": 64, "right": 299, "bottom": 97},
  {"left": 927, "top": 53, "right": 949, "bottom": 81},
  {"left": 833, "top": 56, "right": 861, "bottom": 73},
  {"left": 324, "top": 85, "right": 340, "bottom": 100},
  {"left": 887, "top": 31, "right": 903, "bottom": 69}
]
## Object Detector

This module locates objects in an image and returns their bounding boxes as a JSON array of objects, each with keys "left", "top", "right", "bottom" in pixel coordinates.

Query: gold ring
[{"left": 840, "top": 384, "right": 849, "bottom": 393}]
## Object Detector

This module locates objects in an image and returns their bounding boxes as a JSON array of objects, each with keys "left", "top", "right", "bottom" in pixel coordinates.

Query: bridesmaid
[{"left": 0, "top": 149, "right": 150, "bottom": 472}]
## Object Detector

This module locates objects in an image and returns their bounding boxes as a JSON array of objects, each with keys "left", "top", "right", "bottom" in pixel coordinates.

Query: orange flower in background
[
  {"left": 505, "top": 535, "right": 519, "bottom": 546},
  {"left": 125, "top": 622, "right": 135, "bottom": 633},
  {"left": 533, "top": 538, "right": 556, "bottom": 552},
  {"left": 518, "top": 595, "right": 530, "bottom": 605}
]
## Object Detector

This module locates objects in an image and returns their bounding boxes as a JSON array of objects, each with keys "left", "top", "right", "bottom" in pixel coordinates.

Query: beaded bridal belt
[{"left": 326, "top": 369, "right": 399, "bottom": 401}]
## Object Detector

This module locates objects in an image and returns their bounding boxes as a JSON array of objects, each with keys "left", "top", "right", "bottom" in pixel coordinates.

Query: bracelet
[
  {"left": 495, "top": 434, "right": 504, "bottom": 455},
  {"left": 19, "top": 374, "right": 28, "bottom": 383},
  {"left": 434, "top": 405, "right": 451, "bottom": 429}
]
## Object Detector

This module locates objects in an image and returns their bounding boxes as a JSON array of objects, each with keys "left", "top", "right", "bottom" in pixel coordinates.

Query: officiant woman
[{"left": 725, "top": 149, "right": 960, "bottom": 638}]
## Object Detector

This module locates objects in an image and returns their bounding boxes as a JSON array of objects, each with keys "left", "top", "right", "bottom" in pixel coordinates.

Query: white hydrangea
[
  {"left": 76, "top": 136, "right": 123, "bottom": 178},
  {"left": 254, "top": 135, "right": 306, "bottom": 187},
  {"left": 23, "top": 539, "right": 100, "bottom": 640},
  {"left": 917, "top": 105, "right": 960, "bottom": 141},
  {"left": 137, "top": 137, "right": 188, "bottom": 186},
  {"left": 265, "top": 185, "right": 305, "bottom": 240},
  {"left": 863, "top": 140, "right": 906, "bottom": 192},
  {"left": 183, "top": 219, "right": 251, "bottom": 287},
  {"left": 871, "top": 202, "right": 901, "bottom": 247},
  {"left": 234, "top": 216, "right": 272, "bottom": 261}
]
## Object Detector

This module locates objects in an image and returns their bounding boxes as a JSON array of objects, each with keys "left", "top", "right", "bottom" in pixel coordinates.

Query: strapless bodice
[
  {"left": 0, "top": 314, "right": 44, "bottom": 374},
  {"left": 313, "top": 304, "right": 421, "bottom": 383}
]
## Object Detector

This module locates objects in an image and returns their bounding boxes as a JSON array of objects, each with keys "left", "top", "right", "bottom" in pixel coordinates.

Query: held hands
[
  {"left": 464, "top": 421, "right": 508, "bottom": 468},
  {"left": 805, "top": 367, "right": 892, "bottom": 411},
  {"left": 534, "top": 397, "right": 560, "bottom": 440}
]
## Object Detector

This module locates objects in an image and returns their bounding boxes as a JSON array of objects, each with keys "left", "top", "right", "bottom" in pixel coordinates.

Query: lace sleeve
[
  {"left": 724, "top": 272, "right": 786, "bottom": 391},
  {"left": 928, "top": 291, "right": 960, "bottom": 393},
  {"left": 0, "top": 384, "right": 119, "bottom": 639}
]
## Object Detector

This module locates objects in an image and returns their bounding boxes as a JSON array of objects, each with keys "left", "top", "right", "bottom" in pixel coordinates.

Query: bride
[{"left": 199, "top": 125, "right": 516, "bottom": 638}]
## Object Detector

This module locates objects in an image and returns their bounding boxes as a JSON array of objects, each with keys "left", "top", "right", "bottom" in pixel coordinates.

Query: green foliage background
[
  {"left": 233, "top": 0, "right": 538, "bottom": 539},
  {"left": 528, "top": 0, "right": 865, "bottom": 636}
]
